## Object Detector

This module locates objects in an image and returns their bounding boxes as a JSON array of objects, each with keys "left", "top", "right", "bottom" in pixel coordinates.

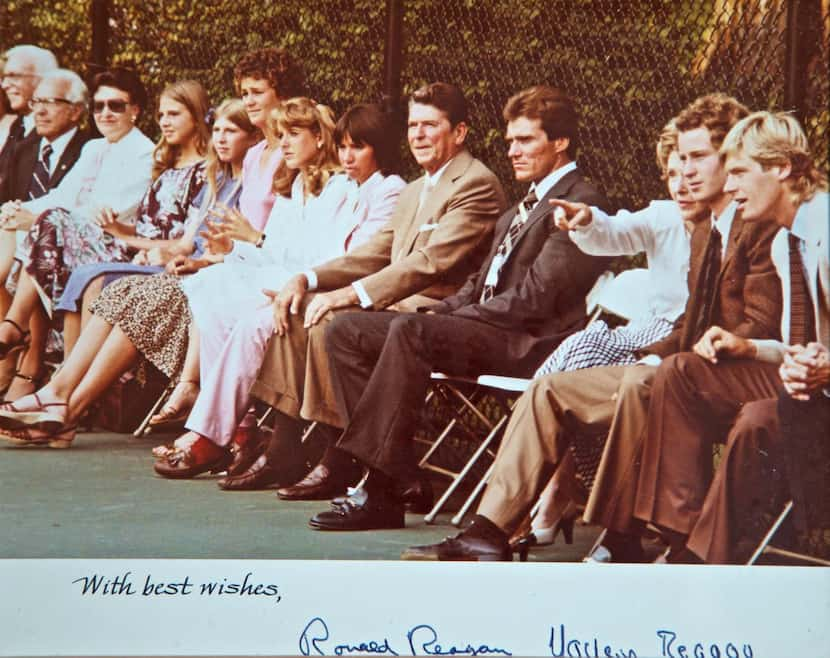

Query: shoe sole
[
  {"left": 400, "top": 552, "right": 511, "bottom": 562},
  {"left": 308, "top": 518, "right": 405, "bottom": 531},
  {"left": 0, "top": 432, "right": 72, "bottom": 449},
  {"left": 0, "top": 409, "right": 66, "bottom": 432}
]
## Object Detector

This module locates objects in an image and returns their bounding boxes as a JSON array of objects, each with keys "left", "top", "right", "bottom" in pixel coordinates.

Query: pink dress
[{"left": 239, "top": 140, "right": 282, "bottom": 231}]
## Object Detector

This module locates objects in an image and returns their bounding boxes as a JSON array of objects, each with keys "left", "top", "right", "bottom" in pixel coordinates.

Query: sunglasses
[{"left": 92, "top": 99, "right": 129, "bottom": 114}]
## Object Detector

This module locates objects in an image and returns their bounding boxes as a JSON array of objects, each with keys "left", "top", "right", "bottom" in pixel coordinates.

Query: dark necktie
[
  {"left": 9, "top": 116, "right": 25, "bottom": 143},
  {"left": 28, "top": 143, "right": 53, "bottom": 199},
  {"left": 788, "top": 232, "right": 816, "bottom": 345},
  {"left": 691, "top": 224, "right": 723, "bottom": 344},
  {"left": 480, "top": 188, "right": 538, "bottom": 303}
]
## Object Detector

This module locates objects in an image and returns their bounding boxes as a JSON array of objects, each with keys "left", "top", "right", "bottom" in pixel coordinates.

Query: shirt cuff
[
  {"left": 637, "top": 354, "right": 662, "bottom": 367},
  {"left": 351, "top": 280, "right": 374, "bottom": 309},
  {"left": 304, "top": 270, "right": 318, "bottom": 291}
]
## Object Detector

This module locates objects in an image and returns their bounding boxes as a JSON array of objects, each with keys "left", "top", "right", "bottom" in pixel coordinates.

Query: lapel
[
  {"left": 399, "top": 148, "right": 474, "bottom": 257},
  {"left": 515, "top": 169, "right": 583, "bottom": 245},
  {"left": 17, "top": 134, "right": 39, "bottom": 185},
  {"left": 717, "top": 207, "right": 744, "bottom": 285}
]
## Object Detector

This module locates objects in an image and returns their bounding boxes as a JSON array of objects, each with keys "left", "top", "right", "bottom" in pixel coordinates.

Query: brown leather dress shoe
[
  {"left": 217, "top": 454, "right": 305, "bottom": 491},
  {"left": 276, "top": 463, "right": 351, "bottom": 501},
  {"left": 226, "top": 427, "right": 267, "bottom": 477},
  {"left": 401, "top": 530, "right": 511, "bottom": 561}
]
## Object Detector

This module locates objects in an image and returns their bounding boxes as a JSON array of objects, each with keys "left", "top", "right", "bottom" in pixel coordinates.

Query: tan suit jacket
[{"left": 312, "top": 148, "right": 507, "bottom": 311}]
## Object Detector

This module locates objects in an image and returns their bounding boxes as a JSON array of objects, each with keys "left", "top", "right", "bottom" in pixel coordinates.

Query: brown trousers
[
  {"left": 632, "top": 353, "right": 782, "bottom": 562},
  {"left": 478, "top": 364, "right": 656, "bottom": 533},
  {"left": 249, "top": 296, "right": 346, "bottom": 428}
]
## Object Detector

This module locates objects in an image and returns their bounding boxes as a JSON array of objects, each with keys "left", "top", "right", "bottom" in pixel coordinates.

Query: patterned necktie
[
  {"left": 28, "top": 143, "right": 53, "bottom": 199},
  {"left": 480, "top": 187, "right": 538, "bottom": 302},
  {"left": 788, "top": 232, "right": 816, "bottom": 345},
  {"left": 690, "top": 224, "right": 722, "bottom": 344}
]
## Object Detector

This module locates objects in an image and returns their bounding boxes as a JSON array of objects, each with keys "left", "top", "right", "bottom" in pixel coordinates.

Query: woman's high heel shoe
[
  {"left": 0, "top": 319, "right": 31, "bottom": 361},
  {"left": 511, "top": 505, "right": 579, "bottom": 562}
]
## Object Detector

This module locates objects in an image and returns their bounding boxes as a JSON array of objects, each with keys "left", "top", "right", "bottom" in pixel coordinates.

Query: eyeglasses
[
  {"left": 92, "top": 99, "right": 129, "bottom": 114},
  {"left": 29, "top": 97, "right": 74, "bottom": 110},
  {"left": 1, "top": 72, "right": 37, "bottom": 84}
]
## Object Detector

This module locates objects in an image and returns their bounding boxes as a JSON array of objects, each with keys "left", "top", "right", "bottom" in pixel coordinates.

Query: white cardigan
[{"left": 23, "top": 126, "right": 154, "bottom": 224}]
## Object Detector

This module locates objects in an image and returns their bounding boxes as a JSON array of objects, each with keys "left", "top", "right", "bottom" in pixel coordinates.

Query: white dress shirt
[{"left": 39, "top": 126, "right": 78, "bottom": 177}]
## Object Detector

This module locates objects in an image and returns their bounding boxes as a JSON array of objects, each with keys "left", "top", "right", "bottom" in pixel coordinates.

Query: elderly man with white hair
[{"left": 0, "top": 45, "right": 59, "bottom": 193}]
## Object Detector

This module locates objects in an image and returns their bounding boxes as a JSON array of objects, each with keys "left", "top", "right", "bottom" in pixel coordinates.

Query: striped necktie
[
  {"left": 480, "top": 187, "right": 538, "bottom": 302},
  {"left": 788, "top": 232, "right": 816, "bottom": 345},
  {"left": 28, "top": 143, "right": 53, "bottom": 199}
]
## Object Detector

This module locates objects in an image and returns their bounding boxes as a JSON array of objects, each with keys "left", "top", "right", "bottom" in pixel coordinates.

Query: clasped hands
[
  {"left": 779, "top": 342, "right": 830, "bottom": 400},
  {"left": 263, "top": 273, "right": 358, "bottom": 336},
  {"left": 0, "top": 200, "right": 36, "bottom": 230},
  {"left": 200, "top": 203, "right": 262, "bottom": 255}
]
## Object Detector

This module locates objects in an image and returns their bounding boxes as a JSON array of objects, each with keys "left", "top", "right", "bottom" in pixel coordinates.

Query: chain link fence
[{"left": 3, "top": 0, "right": 828, "bottom": 210}]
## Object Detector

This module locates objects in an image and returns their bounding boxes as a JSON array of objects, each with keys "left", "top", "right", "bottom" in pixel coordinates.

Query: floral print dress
[{"left": 19, "top": 160, "right": 205, "bottom": 316}]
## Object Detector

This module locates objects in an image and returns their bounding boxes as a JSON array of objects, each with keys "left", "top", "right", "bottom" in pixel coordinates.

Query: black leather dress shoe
[
  {"left": 277, "top": 463, "right": 356, "bottom": 501},
  {"left": 401, "top": 530, "right": 511, "bottom": 561},
  {"left": 217, "top": 454, "right": 302, "bottom": 491},
  {"left": 394, "top": 476, "right": 434, "bottom": 513},
  {"left": 308, "top": 487, "right": 404, "bottom": 531}
]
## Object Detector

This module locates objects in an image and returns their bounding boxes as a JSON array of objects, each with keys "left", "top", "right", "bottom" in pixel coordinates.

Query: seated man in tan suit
[
  {"left": 403, "top": 93, "right": 782, "bottom": 561},
  {"left": 218, "top": 82, "right": 508, "bottom": 491},
  {"left": 632, "top": 111, "right": 829, "bottom": 563}
]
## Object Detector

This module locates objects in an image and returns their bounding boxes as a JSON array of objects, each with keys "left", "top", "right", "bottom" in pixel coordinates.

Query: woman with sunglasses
[
  {"left": 0, "top": 97, "right": 361, "bottom": 450},
  {"left": 0, "top": 74, "right": 212, "bottom": 402},
  {"left": 0, "top": 69, "right": 154, "bottom": 397}
]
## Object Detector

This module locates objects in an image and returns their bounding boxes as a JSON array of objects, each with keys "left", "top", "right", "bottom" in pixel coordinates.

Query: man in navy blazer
[
  {"left": 305, "top": 85, "right": 611, "bottom": 531},
  {"left": 0, "top": 69, "right": 88, "bottom": 205}
]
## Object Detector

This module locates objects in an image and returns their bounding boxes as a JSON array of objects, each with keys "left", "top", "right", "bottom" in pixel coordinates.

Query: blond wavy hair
[
  {"left": 655, "top": 118, "right": 678, "bottom": 178},
  {"left": 721, "top": 111, "right": 828, "bottom": 206},
  {"left": 269, "top": 97, "right": 340, "bottom": 198}
]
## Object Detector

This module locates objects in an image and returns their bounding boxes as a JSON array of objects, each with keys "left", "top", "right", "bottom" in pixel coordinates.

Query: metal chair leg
[
  {"left": 451, "top": 460, "right": 495, "bottom": 526},
  {"left": 748, "top": 501, "right": 793, "bottom": 565},
  {"left": 133, "top": 382, "right": 174, "bottom": 437}
]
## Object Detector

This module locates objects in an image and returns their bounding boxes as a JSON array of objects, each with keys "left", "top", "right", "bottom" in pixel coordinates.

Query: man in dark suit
[
  {"left": 306, "top": 85, "right": 611, "bottom": 531},
  {"left": 401, "top": 93, "right": 781, "bottom": 561},
  {"left": 0, "top": 45, "right": 58, "bottom": 195},
  {"left": 0, "top": 69, "right": 88, "bottom": 204}
]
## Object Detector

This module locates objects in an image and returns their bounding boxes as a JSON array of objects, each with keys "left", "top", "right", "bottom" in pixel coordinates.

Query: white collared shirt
[
  {"left": 39, "top": 126, "right": 78, "bottom": 177},
  {"left": 711, "top": 200, "right": 738, "bottom": 260},
  {"left": 533, "top": 160, "right": 577, "bottom": 205}
]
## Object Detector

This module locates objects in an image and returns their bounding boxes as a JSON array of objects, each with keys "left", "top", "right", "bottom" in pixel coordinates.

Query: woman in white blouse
[
  {"left": 0, "top": 69, "right": 154, "bottom": 380},
  {"left": 0, "top": 100, "right": 402, "bottom": 457}
]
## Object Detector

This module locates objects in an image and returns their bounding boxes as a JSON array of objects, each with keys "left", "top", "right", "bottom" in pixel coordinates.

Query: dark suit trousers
[
  {"left": 633, "top": 353, "right": 782, "bottom": 561},
  {"left": 325, "top": 310, "right": 527, "bottom": 480}
]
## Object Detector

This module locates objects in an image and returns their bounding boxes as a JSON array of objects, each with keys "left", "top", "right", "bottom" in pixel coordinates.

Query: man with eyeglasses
[
  {"left": 0, "top": 69, "right": 88, "bottom": 208},
  {"left": 0, "top": 46, "right": 58, "bottom": 194}
]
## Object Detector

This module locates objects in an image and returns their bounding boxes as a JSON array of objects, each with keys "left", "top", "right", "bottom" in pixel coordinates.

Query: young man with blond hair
[{"left": 632, "top": 111, "right": 828, "bottom": 563}]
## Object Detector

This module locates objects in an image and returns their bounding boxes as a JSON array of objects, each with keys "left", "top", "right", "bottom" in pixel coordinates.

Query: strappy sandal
[
  {"left": 148, "top": 380, "right": 199, "bottom": 427},
  {"left": 0, "top": 319, "right": 31, "bottom": 361},
  {"left": 1, "top": 369, "right": 45, "bottom": 402},
  {"left": 0, "top": 391, "right": 68, "bottom": 432}
]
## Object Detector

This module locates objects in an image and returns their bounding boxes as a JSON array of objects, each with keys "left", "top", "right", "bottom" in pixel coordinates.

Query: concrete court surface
[{"left": 0, "top": 430, "right": 601, "bottom": 561}]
